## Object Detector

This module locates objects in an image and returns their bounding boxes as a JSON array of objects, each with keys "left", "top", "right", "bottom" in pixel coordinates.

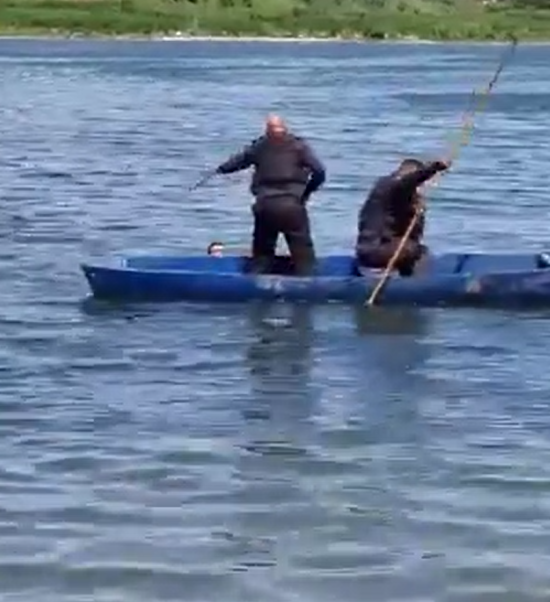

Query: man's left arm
[{"left": 300, "top": 141, "right": 326, "bottom": 202}]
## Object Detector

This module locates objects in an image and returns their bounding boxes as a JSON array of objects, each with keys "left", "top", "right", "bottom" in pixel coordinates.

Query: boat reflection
[
  {"left": 350, "top": 304, "right": 432, "bottom": 395},
  {"left": 233, "top": 302, "right": 438, "bottom": 578},
  {"left": 240, "top": 302, "right": 434, "bottom": 451},
  {"left": 242, "top": 302, "right": 316, "bottom": 435}
]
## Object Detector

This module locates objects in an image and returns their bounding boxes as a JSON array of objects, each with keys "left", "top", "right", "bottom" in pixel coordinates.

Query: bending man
[{"left": 355, "top": 158, "right": 450, "bottom": 276}]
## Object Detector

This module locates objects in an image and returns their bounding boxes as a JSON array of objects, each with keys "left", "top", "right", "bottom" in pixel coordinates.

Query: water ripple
[{"left": 1, "top": 38, "right": 550, "bottom": 602}]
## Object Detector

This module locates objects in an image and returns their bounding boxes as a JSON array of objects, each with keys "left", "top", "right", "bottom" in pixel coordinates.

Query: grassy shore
[{"left": 0, "top": 0, "right": 549, "bottom": 41}]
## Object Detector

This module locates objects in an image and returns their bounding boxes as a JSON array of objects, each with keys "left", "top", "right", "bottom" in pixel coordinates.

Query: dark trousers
[
  {"left": 251, "top": 198, "right": 316, "bottom": 276},
  {"left": 357, "top": 238, "right": 427, "bottom": 276}
]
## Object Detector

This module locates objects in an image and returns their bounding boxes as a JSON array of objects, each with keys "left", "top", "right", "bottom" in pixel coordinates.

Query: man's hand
[{"left": 435, "top": 158, "right": 452, "bottom": 171}]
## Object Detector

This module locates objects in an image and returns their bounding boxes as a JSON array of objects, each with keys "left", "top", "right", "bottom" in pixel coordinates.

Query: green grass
[{"left": 0, "top": 0, "right": 549, "bottom": 40}]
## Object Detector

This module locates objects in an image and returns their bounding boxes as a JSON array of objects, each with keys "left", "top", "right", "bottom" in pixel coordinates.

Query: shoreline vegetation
[{"left": 0, "top": 0, "right": 548, "bottom": 42}]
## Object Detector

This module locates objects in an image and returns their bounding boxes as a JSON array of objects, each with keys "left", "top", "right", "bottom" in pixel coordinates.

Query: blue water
[{"left": 1, "top": 37, "right": 550, "bottom": 601}]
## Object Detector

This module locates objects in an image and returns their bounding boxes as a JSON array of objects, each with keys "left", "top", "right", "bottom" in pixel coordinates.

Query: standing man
[{"left": 215, "top": 114, "right": 326, "bottom": 276}]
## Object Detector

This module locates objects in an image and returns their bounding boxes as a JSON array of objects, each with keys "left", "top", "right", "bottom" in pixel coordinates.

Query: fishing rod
[
  {"left": 188, "top": 169, "right": 216, "bottom": 192},
  {"left": 365, "top": 36, "right": 518, "bottom": 308}
]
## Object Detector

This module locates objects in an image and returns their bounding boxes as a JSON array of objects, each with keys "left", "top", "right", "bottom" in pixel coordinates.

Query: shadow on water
[
  {"left": 240, "top": 302, "right": 316, "bottom": 445},
  {"left": 245, "top": 302, "right": 315, "bottom": 381},
  {"left": 231, "top": 303, "right": 446, "bottom": 586},
  {"left": 353, "top": 305, "right": 429, "bottom": 336},
  {"left": 237, "top": 302, "right": 440, "bottom": 499},
  {"left": 78, "top": 295, "right": 179, "bottom": 322},
  {"left": 238, "top": 301, "right": 432, "bottom": 450},
  {"left": 80, "top": 295, "right": 430, "bottom": 329},
  {"left": 349, "top": 304, "right": 433, "bottom": 399},
  {"left": 79, "top": 295, "right": 433, "bottom": 413}
]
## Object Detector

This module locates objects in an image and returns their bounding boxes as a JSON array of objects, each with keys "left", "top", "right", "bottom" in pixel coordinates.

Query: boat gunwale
[{"left": 80, "top": 262, "right": 548, "bottom": 281}]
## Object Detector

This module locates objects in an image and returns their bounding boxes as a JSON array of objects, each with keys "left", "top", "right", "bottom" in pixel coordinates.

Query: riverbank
[{"left": 0, "top": 0, "right": 548, "bottom": 42}]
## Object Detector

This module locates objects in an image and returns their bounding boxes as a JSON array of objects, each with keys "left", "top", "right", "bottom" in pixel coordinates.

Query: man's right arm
[
  {"left": 216, "top": 139, "right": 259, "bottom": 175},
  {"left": 396, "top": 160, "right": 449, "bottom": 191}
]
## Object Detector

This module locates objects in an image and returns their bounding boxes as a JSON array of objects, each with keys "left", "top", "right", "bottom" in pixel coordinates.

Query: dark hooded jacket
[
  {"left": 216, "top": 133, "right": 326, "bottom": 204},
  {"left": 356, "top": 160, "right": 447, "bottom": 253}
]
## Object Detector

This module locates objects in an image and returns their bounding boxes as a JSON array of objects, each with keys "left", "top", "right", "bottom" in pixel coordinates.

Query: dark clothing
[
  {"left": 355, "top": 161, "right": 446, "bottom": 275},
  {"left": 358, "top": 239, "right": 428, "bottom": 277},
  {"left": 216, "top": 133, "right": 326, "bottom": 204},
  {"left": 251, "top": 198, "right": 315, "bottom": 276},
  {"left": 216, "top": 133, "right": 325, "bottom": 275}
]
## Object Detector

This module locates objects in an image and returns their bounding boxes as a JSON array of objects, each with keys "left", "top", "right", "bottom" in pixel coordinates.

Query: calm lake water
[{"left": 1, "top": 37, "right": 550, "bottom": 601}]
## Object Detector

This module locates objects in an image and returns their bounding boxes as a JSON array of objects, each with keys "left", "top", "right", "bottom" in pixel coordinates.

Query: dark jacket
[
  {"left": 355, "top": 161, "right": 446, "bottom": 252},
  {"left": 216, "top": 133, "right": 326, "bottom": 204}
]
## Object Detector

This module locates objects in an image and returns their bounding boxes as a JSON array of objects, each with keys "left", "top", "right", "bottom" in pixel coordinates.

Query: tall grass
[{"left": 0, "top": 0, "right": 548, "bottom": 39}]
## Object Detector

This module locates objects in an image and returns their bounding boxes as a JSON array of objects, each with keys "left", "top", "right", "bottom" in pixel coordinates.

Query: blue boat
[{"left": 80, "top": 250, "right": 550, "bottom": 307}]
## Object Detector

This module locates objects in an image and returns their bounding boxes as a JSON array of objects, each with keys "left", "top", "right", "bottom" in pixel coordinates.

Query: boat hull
[{"left": 80, "top": 252, "right": 550, "bottom": 307}]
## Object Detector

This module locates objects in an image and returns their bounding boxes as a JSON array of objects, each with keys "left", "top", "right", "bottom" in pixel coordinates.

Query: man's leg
[
  {"left": 280, "top": 203, "right": 316, "bottom": 276},
  {"left": 356, "top": 239, "right": 423, "bottom": 276},
  {"left": 394, "top": 240, "right": 424, "bottom": 277},
  {"left": 250, "top": 205, "right": 278, "bottom": 274},
  {"left": 356, "top": 240, "right": 391, "bottom": 271},
  {"left": 410, "top": 243, "right": 430, "bottom": 275}
]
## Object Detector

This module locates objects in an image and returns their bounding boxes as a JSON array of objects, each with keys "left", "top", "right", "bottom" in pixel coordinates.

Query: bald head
[
  {"left": 265, "top": 114, "right": 288, "bottom": 139},
  {"left": 396, "top": 158, "right": 425, "bottom": 177}
]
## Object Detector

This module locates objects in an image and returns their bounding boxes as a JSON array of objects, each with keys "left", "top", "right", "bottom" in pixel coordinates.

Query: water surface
[{"left": 1, "top": 38, "right": 550, "bottom": 601}]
